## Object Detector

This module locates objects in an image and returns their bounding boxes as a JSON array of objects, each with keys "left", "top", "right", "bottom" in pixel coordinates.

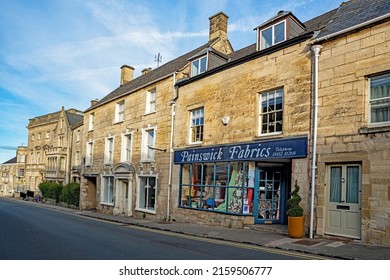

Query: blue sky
[{"left": 0, "top": 0, "right": 343, "bottom": 163}]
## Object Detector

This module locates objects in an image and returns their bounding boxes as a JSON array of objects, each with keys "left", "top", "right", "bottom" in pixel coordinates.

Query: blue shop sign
[{"left": 174, "top": 137, "right": 308, "bottom": 164}]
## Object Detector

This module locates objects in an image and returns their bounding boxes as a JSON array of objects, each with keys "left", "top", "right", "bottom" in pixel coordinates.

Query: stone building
[
  {"left": 171, "top": 0, "right": 390, "bottom": 246},
  {"left": 26, "top": 107, "right": 83, "bottom": 190},
  {"left": 79, "top": 12, "right": 233, "bottom": 221},
  {"left": 172, "top": 11, "right": 319, "bottom": 229},
  {"left": 0, "top": 146, "right": 28, "bottom": 196},
  {"left": 310, "top": 0, "right": 390, "bottom": 245}
]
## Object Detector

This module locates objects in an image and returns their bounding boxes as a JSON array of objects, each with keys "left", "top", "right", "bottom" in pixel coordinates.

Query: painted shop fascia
[{"left": 174, "top": 137, "right": 308, "bottom": 164}]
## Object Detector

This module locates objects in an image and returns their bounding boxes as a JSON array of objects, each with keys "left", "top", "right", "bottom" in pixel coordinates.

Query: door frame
[
  {"left": 253, "top": 165, "right": 288, "bottom": 224},
  {"left": 324, "top": 163, "right": 362, "bottom": 239}
]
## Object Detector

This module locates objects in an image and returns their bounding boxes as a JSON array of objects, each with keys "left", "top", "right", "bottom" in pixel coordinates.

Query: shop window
[
  {"left": 189, "top": 107, "right": 204, "bottom": 144},
  {"left": 137, "top": 176, "right": 156, "bottom": 212},
  {"left": 259, "top": 88, "right": 283, "bottom": 135},
  {"left": 102, "top": 176, "right": 114, "bottom": 205},
  {"left": 179, "top": 162, "right": 255, "bottom": 215},
  {"left": 370, "top": 73, "right": 390, "bottom": 125}
]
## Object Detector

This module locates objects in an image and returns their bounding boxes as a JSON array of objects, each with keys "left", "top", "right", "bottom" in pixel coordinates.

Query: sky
[{"left": 0, "top": 0, "right": 344, "bottom": 164}]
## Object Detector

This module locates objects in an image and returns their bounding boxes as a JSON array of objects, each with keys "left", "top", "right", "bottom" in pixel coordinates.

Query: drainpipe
[
  {"left": 310, "top": 44, "right": 322, "bottom": 239},
  {"left": 167, "top": 72, "right": 177, "bottom": 221}
]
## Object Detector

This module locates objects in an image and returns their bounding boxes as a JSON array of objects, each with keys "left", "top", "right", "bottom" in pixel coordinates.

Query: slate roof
[
  {"left": 2, "top": 157, "right": 17, "bottom": 164},
  {"left": 315, "top": 0, "right": 390, "bottom": 39},
  {"left": 87, "top": 0, "right": 390, "bottom": 109},
  {"left": 66, "top": 111, "right": 83, "bottom": 128},
  {"left": 86, "top": 39, "right": 220, "bottom": 112}
]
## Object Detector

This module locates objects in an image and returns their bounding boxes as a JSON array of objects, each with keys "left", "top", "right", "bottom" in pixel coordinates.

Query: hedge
[{"left": 39, "top": 182, "right": 80, "bottom": 207}]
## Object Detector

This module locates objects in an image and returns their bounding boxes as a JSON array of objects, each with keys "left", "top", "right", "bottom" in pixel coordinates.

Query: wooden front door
[{"left": 325, "top": 164, "right": 361, "bottom": 239}]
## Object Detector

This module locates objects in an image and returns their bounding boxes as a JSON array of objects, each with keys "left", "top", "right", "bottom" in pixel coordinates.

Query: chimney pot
[{"left": 141, "top": 67, "right": 152, "bottom": 75}]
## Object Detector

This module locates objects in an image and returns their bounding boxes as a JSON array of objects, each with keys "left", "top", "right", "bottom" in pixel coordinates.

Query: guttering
[
  {"left": 167, "top": 72, "right": 177, "bottom": 221},
  {"left": 310, "top": 44, "right": 322, "bottom": 239},
  {"left": 311, "top": 12, "right": 390, "bottom": 44}
]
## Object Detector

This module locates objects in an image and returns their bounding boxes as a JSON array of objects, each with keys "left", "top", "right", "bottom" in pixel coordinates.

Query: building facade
[
  {"left": 79, "top": 12, "right": 233, "bottom": 221},
  {"left": 311, "top": 0, "right": 390, "bottom": 245},
  {"left": 26, "top": 107, "right": 83, "bottom": 191},
  {"left": 0, "top": 146, "right": 28, "bottom": 196}
]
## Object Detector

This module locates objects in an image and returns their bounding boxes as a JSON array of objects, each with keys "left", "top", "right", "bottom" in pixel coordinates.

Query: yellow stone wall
[
  {"left": 172, "top": 41, "right": 313, "bottom": 227},
  {"left": 315, "top": 20, "right": 390, "bottom": 245}
]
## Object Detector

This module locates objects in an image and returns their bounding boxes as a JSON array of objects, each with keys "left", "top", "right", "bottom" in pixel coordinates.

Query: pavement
[{"left": 14, "top": 198, "right": 390, "bottom": 260}]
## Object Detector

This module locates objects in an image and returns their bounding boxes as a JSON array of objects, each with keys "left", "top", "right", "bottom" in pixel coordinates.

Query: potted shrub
[{"left": 287, "top": 180, "right": 304, "bottom": 238}]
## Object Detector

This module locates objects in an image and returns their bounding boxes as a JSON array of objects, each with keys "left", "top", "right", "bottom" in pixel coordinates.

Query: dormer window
[
  {"left": 260, "top": 20, "right": 286, "bottom": 49},
  {"left": 189, "top": 47, "right": 228, "bottom": 77},
  {"left": 255, "top": 11, "right": 305, "bottom": 51},
  {"left": 191, "top": 55, "right": 207, "bottom": 77}
]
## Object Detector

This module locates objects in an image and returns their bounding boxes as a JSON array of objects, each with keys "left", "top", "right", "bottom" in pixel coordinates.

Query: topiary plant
[{"left": 287, "top": 180, "right": 303, "bottom": 217}]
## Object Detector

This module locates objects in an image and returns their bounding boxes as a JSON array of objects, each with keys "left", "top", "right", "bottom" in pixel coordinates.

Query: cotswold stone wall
[
  {"left": 315, "top": 20, "right": 390, "bottom": 245},
  {"left": 172, "top": 41, "right": 313, "bottom": 227},
  {"left": 80, "top": 76, "right": 174, "bottom": 221}
]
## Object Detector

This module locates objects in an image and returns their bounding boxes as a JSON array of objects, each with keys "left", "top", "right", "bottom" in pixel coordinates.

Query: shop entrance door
[
  {"left": 254, "top": 167, "right": 286, "bottom": 224},
  {"left": 325, "top": 164, "right": 361, "bottom": 239}
]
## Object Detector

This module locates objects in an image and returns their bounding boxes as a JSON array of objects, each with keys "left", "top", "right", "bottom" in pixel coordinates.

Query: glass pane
[
  {"left": 261, "top": 27, "right": 272, "bottom": 49},
  {"left": 330, "top": 167, "right": 342, "bottom": 202},
  {"left": 274, "top": 22, "right": 285, "bottom": 44},
  {"left": 346, "top": 166, "right": 359, "bottom": 204},
  {"left": 200, "top": 56, "right": 207, "bottom": 73},
  {"left": 191, "top": 60, "right": 198, "bottom": 76}
]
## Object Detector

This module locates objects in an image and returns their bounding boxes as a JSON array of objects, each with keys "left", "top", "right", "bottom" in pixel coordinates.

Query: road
[{"left": 0, "top": 198, "right": 317, "bottom": 260}]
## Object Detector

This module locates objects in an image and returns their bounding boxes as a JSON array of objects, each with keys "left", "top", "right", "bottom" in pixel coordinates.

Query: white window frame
[
  {"left": 259, "top": 88, "right": 284, "bottom": 135},
  {"left": 104, "top": 136, "right": 115, "bottom": 164},
  {"left": 121, "top": 132, "right": 133, "bottom": 162},
  {"left": 86, "top": 140, "right": 94, "bottom": 166},
  {"left": 75, "top": 151, "right": 80, "bottom": 166},
  {"left": 115, "top": 100, "right": 125, "bottom": 123},
  {"left": 189, "top": 107, "right": 204, "bottom": 144},
  {"left": 145, "top": 88, "right": 157, "bottom": 114},
  {"left": 101, "top": 175, "right": 114, "bottom": 205},
  {"left": 46, "top": 131, "right": 50, "bottom": 139},
  {"left": 136, "top": 174, "right": 157, "bottom": 213},
  {"left": 88, "top": 113, "right": 94, "bottom": 131},
  {"left": 37, "top": 133, "right": 41, "bottom": 140},
  {"left": 191, "top": 55, "right": 208, "bottom": 77},
  {"left": 369, "top": 73, "right": 390, "bottom": 126},
  {"left": 141, "top": 126, "right": 156, "bottom": 161},
  {"left": 260, "top": 20, "right": 286, "bottom": 50}
]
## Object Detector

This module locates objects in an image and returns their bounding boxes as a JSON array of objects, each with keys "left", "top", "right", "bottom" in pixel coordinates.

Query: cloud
[{"left": 0, "top": 146, "right": 17, "bottom": 151}]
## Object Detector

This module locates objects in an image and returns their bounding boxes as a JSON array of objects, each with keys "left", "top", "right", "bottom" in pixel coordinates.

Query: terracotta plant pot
[{"left": 288, "top": 216, "right": 304, "bottom": 238}]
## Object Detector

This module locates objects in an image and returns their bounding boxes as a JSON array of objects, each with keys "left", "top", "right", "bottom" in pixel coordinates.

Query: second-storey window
[
  {"left": 121, "top": 133, "right": 132, "bottom": 162},
  {"left": 146, "top": 89, "right": 156, "bottom": 113},
  {"left": 259, "top": 88, "right": 283, "bottom": 135},
  {"left": 104, "top": 136, "right": 114, "bottom": 164},
  {"left": 116, "top": 100, "right": 125, "bottom": 122},
  {"left": 190, "top": 108, "right": 204, "bottom": 143},
  {"left": 370, "top": 73, "right": 390, "bottom": 125},
  {"left": 191, "top": 55, "right": 207, "bottom": 77},
  {"left": 142, "top": 127, "right": 155, "bottom": 161},
  {"left": 86, "top": 141, "right": 94, "bottom": 166}
]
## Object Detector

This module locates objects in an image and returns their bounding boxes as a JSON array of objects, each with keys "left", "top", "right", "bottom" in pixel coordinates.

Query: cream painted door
[{"left": 325, "top": 164, "right": 361, "bottom": 239}]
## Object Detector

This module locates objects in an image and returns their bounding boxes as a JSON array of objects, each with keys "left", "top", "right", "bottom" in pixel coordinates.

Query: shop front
[{"left": 174, "top": 137, "right": 308, "bottom": 225}]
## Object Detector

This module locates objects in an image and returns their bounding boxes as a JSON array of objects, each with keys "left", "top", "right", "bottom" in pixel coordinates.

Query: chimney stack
[
  {"left": 141, "top": 68, "right": 152, "bottom": 75},
  {"left": 209, "top": 12, "right": 228, "bottom": 41},
  {"left": 120, "top": 65, "right": 135, "bottom": 86},
  {"left": 91, "top": 99, "right": 99, "bottom": 107}
]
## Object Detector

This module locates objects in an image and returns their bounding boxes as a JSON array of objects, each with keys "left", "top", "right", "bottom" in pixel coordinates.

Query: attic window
[
  {"left": 260, "top": 20, "right": 286, "bottom": 50},
  {"left": 191, "top": 55, "right": 207, "bottom": 77}
]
